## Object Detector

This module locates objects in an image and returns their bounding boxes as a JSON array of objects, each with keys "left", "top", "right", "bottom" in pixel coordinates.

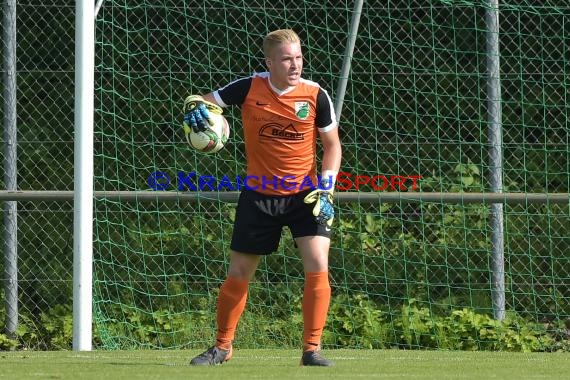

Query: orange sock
[
  {"left": 215, "top": 276, "right": 249, "bottom": 350},
  {"left": 302, "top": 271, "right": 331, "bottom": 352}
]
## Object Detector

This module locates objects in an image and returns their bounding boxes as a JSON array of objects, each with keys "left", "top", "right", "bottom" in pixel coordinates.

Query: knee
[{"left": 227, "top": 250, "right": 260, "bottom": 280}]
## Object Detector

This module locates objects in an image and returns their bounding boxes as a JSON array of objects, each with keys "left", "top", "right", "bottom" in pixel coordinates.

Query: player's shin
[
  {"left": 302, "top": 271, "right": 331, "bottom": 351},
  {"left": 215, "top": 276, "right": 249, "bottom": 350}
]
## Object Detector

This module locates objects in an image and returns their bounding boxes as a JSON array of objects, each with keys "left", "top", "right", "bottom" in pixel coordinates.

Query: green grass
[{"left": 1, "top": 349, "right": 568, "bottom": 380}]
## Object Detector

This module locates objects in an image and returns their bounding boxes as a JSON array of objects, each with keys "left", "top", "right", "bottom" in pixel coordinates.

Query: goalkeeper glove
[
  {"left": 182, "top": 95, "right": 223, "bottom": 133},
  {"left": 303, "top": 178, "right": 335, "bottom": 227}
]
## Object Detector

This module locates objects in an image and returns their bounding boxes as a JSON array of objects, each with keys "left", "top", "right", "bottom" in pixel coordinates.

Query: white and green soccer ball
[{"left": 184, "top": 112, "right": 230, "bottom": 154}]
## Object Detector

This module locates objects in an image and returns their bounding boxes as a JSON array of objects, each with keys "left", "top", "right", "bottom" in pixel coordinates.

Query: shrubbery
[{"left": 2, "top": 293, "right": 568, "bottom": 352}]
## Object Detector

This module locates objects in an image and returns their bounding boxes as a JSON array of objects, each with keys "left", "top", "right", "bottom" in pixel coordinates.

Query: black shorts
[{"left": 230, "top": 189, "right": 332, "bottom": 255}]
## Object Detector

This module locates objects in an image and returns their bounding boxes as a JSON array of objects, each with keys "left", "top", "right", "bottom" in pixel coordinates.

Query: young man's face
[{"left": 266, "top": 42, "right": 303, "bottom": 90}]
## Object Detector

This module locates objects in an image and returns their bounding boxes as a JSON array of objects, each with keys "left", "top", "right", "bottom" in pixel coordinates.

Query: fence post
[
  {"left": 485, "top": 0, "right": 506, "bottom": 321},
  {"left": 333, "top": 0, "right": 363, "bottom": 122},
  {"left": 3, "top": 0, "right": 18, "bottom": 340}
]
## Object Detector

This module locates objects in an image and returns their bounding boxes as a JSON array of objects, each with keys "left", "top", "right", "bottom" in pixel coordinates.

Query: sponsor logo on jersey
[{"left": 258, "top": 123, "right": 305, "bottom": 140}]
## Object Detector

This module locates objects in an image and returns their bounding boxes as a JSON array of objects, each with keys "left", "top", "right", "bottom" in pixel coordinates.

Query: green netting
[{"left": 92, "top": 0, "right": 569, "bottom": 350}]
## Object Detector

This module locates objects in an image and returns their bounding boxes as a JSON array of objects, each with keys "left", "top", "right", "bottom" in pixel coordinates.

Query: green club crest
[{"left": 295, "top": 102, "right": 309, "bottom": 120}]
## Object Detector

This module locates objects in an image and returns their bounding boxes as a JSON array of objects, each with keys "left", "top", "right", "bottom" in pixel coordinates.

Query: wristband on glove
[
  {"left": 182, "top": 95, "right": 223, "bottom": 133},
  {"left": 319, "top": 170, "right": 337, "bottom": 190}
]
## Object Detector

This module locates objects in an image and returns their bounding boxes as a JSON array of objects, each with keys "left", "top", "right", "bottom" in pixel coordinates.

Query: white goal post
[{"left": 72, "top": 0, "right": 95, "bottom": 351}]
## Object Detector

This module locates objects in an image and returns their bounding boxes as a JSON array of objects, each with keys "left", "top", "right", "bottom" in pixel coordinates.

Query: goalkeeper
[{"left": 185, "top": 29, "right": 342, "bottom": 367}]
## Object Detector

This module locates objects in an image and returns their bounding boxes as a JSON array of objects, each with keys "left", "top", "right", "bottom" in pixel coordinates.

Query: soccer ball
[{"left": 184, "top": 113, "right": 230, "bottom": 154}]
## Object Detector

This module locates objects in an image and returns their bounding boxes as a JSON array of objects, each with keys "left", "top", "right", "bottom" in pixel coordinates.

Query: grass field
[{"left": 1, "top": 349, "right": 568, "bottom": 380}]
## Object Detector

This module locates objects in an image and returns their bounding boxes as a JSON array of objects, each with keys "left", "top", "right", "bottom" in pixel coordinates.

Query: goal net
[{"left": 92, "top": 1, "right": 569, "bottom": 350}]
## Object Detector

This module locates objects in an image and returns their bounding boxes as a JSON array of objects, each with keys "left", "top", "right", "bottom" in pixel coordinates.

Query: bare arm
[
  {"left": 202, "top": 93, "right": 217, "bottom": 105},
  {"left": 319, "top": 126, "right": 342, "bottom": 181}
]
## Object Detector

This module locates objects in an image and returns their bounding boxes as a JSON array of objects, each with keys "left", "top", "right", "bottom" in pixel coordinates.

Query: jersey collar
[{"left": 268, "top": 75, "right": 296, "bottom": 96}]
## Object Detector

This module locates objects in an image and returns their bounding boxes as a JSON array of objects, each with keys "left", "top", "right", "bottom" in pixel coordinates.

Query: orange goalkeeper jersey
[{"left": 213, "top": 72, "right": 337, "bottom": 195}]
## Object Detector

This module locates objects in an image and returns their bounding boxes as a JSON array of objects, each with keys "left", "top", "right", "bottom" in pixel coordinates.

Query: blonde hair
[{"left": 263, "top": 29, "right": 301, "bottom": 58}]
